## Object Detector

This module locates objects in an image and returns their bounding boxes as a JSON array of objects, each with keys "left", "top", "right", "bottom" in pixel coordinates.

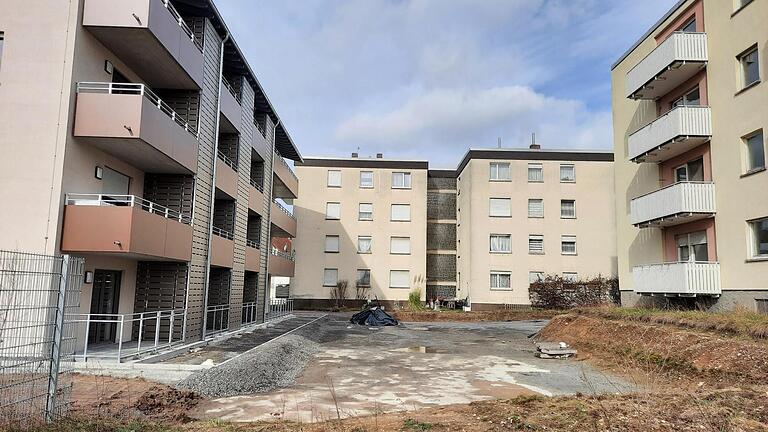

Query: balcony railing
[
  {"left": 273, "top": 199, "right": 296, "bottom": 220},
  {"left": 65, "top": 194, "right": 192, "bottom": 224},
  {"left": 275, "top": 153, "right": 298, "bottom": 182},
  {"left": 205, "top": 304, "right": 229, "bottom": 336},
  {"left": 633, "top": 261, "right": 721, "bottom": 296},
  {"left": 161, "top": 0, "right": 202, "bottom": 52},
  {"left": 76, "top": 82, "right": 197, "bottom": 138},
  {"left": 630, "top": 182, "right": 716, "bottom": 227},
  {"left": 253, "top": 114, "right": 267, "bottom": 139},
  {"left": 246, "top": 239, "right": 260, "bottom": 249},
  {"left": 222, "top": 77, "right": 241, "bottom": 104},
  {"left": 250, "top": 177, "right": 264, "bottom": 192},
  {"left": 217, "top": 150, "right": 238, "bottom": 171},
  {"left": 271, "top": 247, "right": 295, "bottom": 261},
  {"left": 626, "top": 32, "right": 708, "bottom": 99},
  {"left": 242, "top": 302, "right": 258, "bottom": 325},
  {"left": 628, "top": 106, "right": 712, "bottom": 163},
  {"left": 267, "top": 299, "right": 293, "bottom": 321},
  {"left": 212, "top": 226, "right": 234, "bottom": 240}
]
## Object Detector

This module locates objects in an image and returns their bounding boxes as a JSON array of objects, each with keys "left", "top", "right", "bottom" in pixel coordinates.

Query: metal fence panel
[{"left": 0, "top": 251, "right": 83, "bottom": 427}]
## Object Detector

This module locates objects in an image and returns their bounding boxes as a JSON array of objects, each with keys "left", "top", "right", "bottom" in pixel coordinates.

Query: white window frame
[
  {"left": 528, "top": 199, "right": 544, "bottom": 218},
  {"left": 561, "top": 235, "right": 577, "bottom": 255},
  {"left": 358, "top": 203, "right": 373, "bottom": 221},
  {"left": 357, "top": 236, "right": 372, "bottom": 254},
  {"left": 356, "top": 269, "right": 371, "bottom": 287},
  {"left": 391, "top": 172, "right": 412, "bottom": 189},
  {"left": 390, "top": 204, "right": 411, "bottom": 222},
  {"left": 560, "top": 164, "right": 576, "bottom": 183},
  {"left": 749, "top": 217, "right": 768, "bottom": 259},
  {"left": 561, "top": 200, "right": 576, "bottom": 219},
  {"left": 390, "top": 237, "right": 411, "bottom": 255},
  {"left": 390, "top": 270, "right": 410, "bottom": 288},
  {"left": 490, "top": 271, "right": 512, "bottom": 291},
  {"left": 327, "top": 170, "right": 342, "bottom": 187},
  {"left": 489, "top": 162, "right": 511, "bottom": 181},
  {"left": 529, "top": 271, "right": 545, "bottom": 284},
  {"left": 489, "top": 234, "right": 512, "bottom": 253},
  {"left": 527, "top": 163, "right": 543, "bottom": 183},
  {"left": 325, "top": 202, "right": 341, "bottom": 220},
  {"left": 743, "top": 130, "right": 765, "bottom": 173},
  {"left": 360, "top": 171, "right": 374, "bottom": 188},
  {"left": 489, "top": 198, "right": 511, "bottom": 217},
  {"left": 324, "top": 235, "right": 340, "bottom": 253},
  {"left": 528, "top": 235, "right": 544, "bottom": 255},
  {"left": 562, "top": 272, "right": 579, "bottom": 283},
  {"left": 323, "top": 268, "right": 338, "bottom": 287},
  {"left": 739, "top": 44, "right": 760, "bottom": 89}
]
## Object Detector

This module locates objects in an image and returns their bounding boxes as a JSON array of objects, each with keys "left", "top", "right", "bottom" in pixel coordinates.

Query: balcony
[
  {"left": 271, "top": 200, "right": 297, "bottom": 238},
  {"left": 61, "top": 194, "right": 192, "bottom": 261},
  {"left": 626, "top": 32, "right": 707, "bottom": 100},
  {"left": 210, "top": 227, "right": 234, "bottom": 268},
  {"left": 74, "top": 83, "right": 198, "bottom": 173},
  {"left": 630, "top": 182, "right": 716, "bottom": 228},
  {"left": 268, "top": 248, "right": 295, "bottom": 277},
  {"left": 245, "top": 240, "right": 261, "bottom": 272},
  {"left": 215, "top": 152, "right": 238, "bottom": 198},
  {"left": 83, "top": 0, "right": 203, "bottom": 89},
  {"left": 273, "top": 154, "right": 299, "bottom": 199},
  {"left": 249, "top": 179, "right": 265, "bottom": 213},
  {"left": 220, "top": 78, "right": 242, "bottom": 132},
  {"left": 633, "top": 262, "right": 721, "bottom": 296},
  {"left": 628, "top": 106, "right": 712, "bottom": 163}
]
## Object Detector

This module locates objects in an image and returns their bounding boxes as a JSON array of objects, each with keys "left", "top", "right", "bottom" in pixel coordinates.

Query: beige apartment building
[
  {"left": 292, "top": 147, "right": 616, "bottom": 309},
  {"left": 0, "top": 0, "right": 300, "bottom": 360},
  {"left": 612, "top": 0, "right": 768, "bottom": 310}
]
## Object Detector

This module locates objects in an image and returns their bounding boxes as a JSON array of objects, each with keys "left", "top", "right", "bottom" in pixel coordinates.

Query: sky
[{"left": 216, "top": 0, "right": 674, "bottom": 168}]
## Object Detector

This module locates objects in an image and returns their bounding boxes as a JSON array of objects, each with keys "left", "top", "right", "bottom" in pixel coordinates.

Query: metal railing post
[
  {"left": 169, "top": 311, "right": 175, "bottom": 344},
  {"left": 117, "top": 316, "right": 124, "bottom": 363},
  {"left": 82, "top": 314, "right": 91, "bottom": 359},
  {"left": 137, "top": 313, "right": 144, "bottom": 355},
  {"left": 154, "top": 311, "right": 161, "bottom": 350},
  {"left": 45, "top": 255, "right": 69, "bottom": 423}
]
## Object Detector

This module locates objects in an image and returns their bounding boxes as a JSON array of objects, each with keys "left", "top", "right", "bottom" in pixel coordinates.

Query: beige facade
[
  {"left": 612, "top": 0, "right": 768, "bottom": 310},
  {"left": 293, "top": 158, "right": 428, "bottom": 306}
]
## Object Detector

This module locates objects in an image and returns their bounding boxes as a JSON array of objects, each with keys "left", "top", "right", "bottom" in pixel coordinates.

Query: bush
[
  {"left": 330, "top": 280, "right": 349, "bottom": 309},
  {"left": 408, "top": 289, "right": 425, "bottom": 311},
  {"left": 529, "top": 275, "right": 619, "bottom": 309}
]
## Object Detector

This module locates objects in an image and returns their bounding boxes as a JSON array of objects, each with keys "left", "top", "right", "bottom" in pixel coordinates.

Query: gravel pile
[{"left": 178, "top": 319, "right": 328, "bottom": 398}]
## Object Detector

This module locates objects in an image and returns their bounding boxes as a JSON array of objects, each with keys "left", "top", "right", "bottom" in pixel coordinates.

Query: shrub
[
  {"left": 408, "top": 289, "right": 425, "bottom": 311},
  {"left": 529, "top": 275, "right": 619, "bottom": 309},
  {"left": 330, "top": 280, "right": 349, "bottom": 309}
]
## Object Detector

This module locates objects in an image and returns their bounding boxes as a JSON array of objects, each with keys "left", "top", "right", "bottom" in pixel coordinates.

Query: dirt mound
[
  {"left": 539, "top": 314, "right": 768, "bottom": 385},
  {"left": 134, "top": 386, "right": 200, "bottom": 423},
  {"left": 394, "top": 309, "right": 559, "bottom": 322}
]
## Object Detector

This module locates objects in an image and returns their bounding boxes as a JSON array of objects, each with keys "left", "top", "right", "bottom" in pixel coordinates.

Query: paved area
[{"left": 194, "top": 314, "right": 634, "bottom": 423}]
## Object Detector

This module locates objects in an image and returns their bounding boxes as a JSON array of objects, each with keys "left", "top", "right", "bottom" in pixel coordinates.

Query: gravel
[{"left": 177, "top": 318, "right": 329, "bottom": 398}]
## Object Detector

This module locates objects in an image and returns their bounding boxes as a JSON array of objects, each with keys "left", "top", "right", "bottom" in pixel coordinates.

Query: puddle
[{"left": 392, "top": 346, "right": 451, "bottom": 354}]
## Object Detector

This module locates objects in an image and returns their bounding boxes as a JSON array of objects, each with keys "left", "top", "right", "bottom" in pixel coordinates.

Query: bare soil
[{"left": 393, "top": 309, "right": 560, "bottom": 322}]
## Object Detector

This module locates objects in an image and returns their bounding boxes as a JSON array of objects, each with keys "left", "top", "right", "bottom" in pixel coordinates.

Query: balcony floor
[
  {"left": 635, "top": 212, "right": 714, "bottom": 228},
  {"left": 631, "top": 136, "right": 709, "bottom": 163}
]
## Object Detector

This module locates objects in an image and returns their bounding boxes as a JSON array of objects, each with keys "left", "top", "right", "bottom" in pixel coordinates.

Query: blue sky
[{"left": 216, "top": 0, "right": 673, "bottom": 168}]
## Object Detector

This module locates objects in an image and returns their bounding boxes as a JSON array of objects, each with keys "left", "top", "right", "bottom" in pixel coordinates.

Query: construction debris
[{"left": 535, "top": 342, "right": 577, "bottom": 359}]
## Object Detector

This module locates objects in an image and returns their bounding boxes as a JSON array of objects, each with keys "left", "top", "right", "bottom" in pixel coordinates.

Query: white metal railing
[
  {"left": 633, "top": 261, "right": 721, "bottom": 295},
  {"left": 271, "top": 247, "right": 295, "bottom": 261},
  {"left": 65, "top": 194, "right": 192, "bottom": 225},
  {"left": 630, "top": 182, "right": 716, "bottom": 226},
  {"left": 250, "top": 177, "right": 264, "bottom": 192},
  {"left": 217, "top": 150, "right": 238, "bottom": 171},
  {"left": 626, "top": 32, "right": 708, "bottom": 98},
  {"left": 205, "top": 304, "right": 229, "bottom": 335},
  {"left": 267, "top": 299, "right": 293, "bottom": 321},
  {"left": 275, "top": 153, "right": 298, "bottom": 182},
  {"left": 222, "top": 77, "right": 241, "bottom": 104},
  {"left": 246, "top": 239, "right": 260, "bottom": 249},
  {"left": 273, "top": 199, "right": 296, "bottom": 220},
  {"left": 161, "top": 0, "right": 203, "bottom": 52},
  {"left": 212, "top": 226, "right": 234, "bottom": 240},
  {"left": 241, "top": 302, "right": 258, "bottom": 324},
  {"left": 628, "top": 106, "right": 712, "bottom": 162},
  {"left": 76, "top": 82, "right": 198, "bottom": 138},
  {"left": 67, "top": 308, "right": 186, "bottom": 362}
]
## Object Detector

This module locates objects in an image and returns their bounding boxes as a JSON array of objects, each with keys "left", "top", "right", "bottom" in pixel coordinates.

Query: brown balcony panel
[
  {"left": 215, "top": 159, "right": 238, "bottom": 198},
  {"left": 271, "top": 203, "right": 297, "bottom": 238},
  {"left": 74, "top": 92, "right": 198, "bottom": 173},
  {"left": 83, "top": 0, "right": 203, "bottom": 89},
  {"left": 273, "top": 157, "right": 299, "bottom": 199},
  {"left": 61, "top": 206, "right": 192, "bottom": 261},
  {"left": 220, "top": 87, "right": 242, "bottom": 132},
  {"left": 249, "top": 186, "right": 265, "bottom": 213},
  {"left": 245, "top": 246, "right": 261, "bottom": 272},
  {"left": 269, "top": 254, "right": 295, "bottom": 277},
  {"left": 210, "top": 235, "right": 234, "bottom": 268}
]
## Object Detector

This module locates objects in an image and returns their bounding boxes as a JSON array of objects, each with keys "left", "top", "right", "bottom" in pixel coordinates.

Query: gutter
[{"left": 263, "top": 117, "right": 281, "bottom": 322}]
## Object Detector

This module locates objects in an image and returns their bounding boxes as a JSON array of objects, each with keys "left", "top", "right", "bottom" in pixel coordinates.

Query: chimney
[
  {"left": 530, "top": 132, "right": 540, "bottom": 150},
  {"left": 351, "top": 152, "right": 358, "bottom": 158},
  {"left": 530, "top": 143, "right": 541, "bottom": 150},
  {"left": 376, "top": 153, "right": 383, "bottom": 159}
]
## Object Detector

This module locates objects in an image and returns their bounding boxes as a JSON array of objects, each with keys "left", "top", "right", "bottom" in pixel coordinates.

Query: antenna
[
  {"left": 497, "top": 137, "right": 502, "bottom": 149},
  {"left": 531, "top": 132, "right": 536, "bottom": 146}
]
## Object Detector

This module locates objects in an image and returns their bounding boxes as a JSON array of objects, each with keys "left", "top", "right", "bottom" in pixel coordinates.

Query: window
[
  {"left": 529, "top": 235, "right": 544, "bottom": 254},
  {"left": 323, "top": 268, "right": 338, "bottom": 287},
  {"left": 324, "top": 235, "right": 339, "bottom": 253},
  {"left": 390, "top": 204, "right": 411, "bottom": 221},
  {"left": 674, "top": 158, "right": 705, "bottom": 182},
  {"left": 749, "top": 217, "right": 768, "bottom": 258},
  {"left": 671, "top": 86, "right": 701, "bottom": 109},
  {"left": 560, "top": 164, "right": 575, "bottom": 182},
  {"left": 490, "top": 162, "right": 511, "bottom": 181},
  {"left": 562, "top": 272, "right": 579, "bottom": 283},
  {"left": 561, "top": 200, "right": 576, "bottom": 219},
  {"left": 490, "top": 272, "right": 512, "bottom": 291},
  {"left": 327, "top": 170, "right": 341, "bottom": 187},
  {"left": 325, "top": 202, "right": 341, "bottom": 220},
  {"left": 561, "top": 235, "right": 577, "bottom": 255},
  {"left": 739, "top": 45, "right": 760, "bottom": 88},
  {"left": 390, "top": 237, "right": 411, "bottom": 255},
  {"left": 360, "top": 171, "right": 374, "bottom": 188},
  {"left": 489, "top": 234, "right": 511, "bottom": 253},
  {"left": 357, "top": 236, "right": 372, "bottom": 254},
  {"left": 356, "top": 269, "right": 371, "bottom": 287},
  {"left": 744, "top": 130, "right": 765, "bottom": 173},
  {"left": 489, "top": 198, "right": 511, "bottom": 217},
  {"left": 390, "top": 270, "right": 410, "bottom": 288},
  {"left": 359, "top": 203, "right": 373, "bottom": 221},
  {"left": 528, "top": 163, "right": 543, "bottom": 182},
  {"left": 678, "top": 17, "right": 696, "bottom": 33},
  {"left": 529, "top": 271, "right": 545, "bottom": 284},
  {"left": 677, "top": 231, "right": 709, "bottom": 261},
  {"left": 528, "top": 199, "right": 544, "bottom": 218},
  {"left": 757, "top": 298, "right": 768, "bottom": 314},
  {"left": 392, "top": 172, "right": 412, "bottom": 189}
]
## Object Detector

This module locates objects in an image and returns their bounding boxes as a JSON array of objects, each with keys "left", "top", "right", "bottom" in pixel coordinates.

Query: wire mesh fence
[{"left": 0, "top": 250, "right": 84, "bottom": 427}]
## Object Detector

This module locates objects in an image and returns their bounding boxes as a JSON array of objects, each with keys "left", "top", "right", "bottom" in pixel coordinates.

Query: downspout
[
  {"left": 201, "top": 31, "right": 230, "bottom": 339},
  {"left": 263, "top": 118, "right": 280, "bottom": 321}
]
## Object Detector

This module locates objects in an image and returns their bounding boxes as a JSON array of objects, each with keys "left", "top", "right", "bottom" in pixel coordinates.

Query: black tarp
[{"left": 350, "top": 307, "right": 398, "bottom": 326}]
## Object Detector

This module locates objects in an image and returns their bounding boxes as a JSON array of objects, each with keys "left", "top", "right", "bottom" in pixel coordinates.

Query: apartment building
[
  {"left": 0, "top": 0, "right": 300, "bottom": 358},
  {"left": 611, "top": 0, "right": 768, "bottom": 310},
  {"left": 292, "top": 147, "right": 616, "bottom": 309}
]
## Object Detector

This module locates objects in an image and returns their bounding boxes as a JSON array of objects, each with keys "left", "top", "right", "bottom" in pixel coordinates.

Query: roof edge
[{"left": 611, "top": 0, "right": 688, "bottom": 70}]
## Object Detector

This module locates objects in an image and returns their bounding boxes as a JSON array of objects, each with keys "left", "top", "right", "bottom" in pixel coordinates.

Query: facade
[
  {"left": 292, "top": 147, "right": 616, "bottom": 309},
  {"left": 0, "top": 0, "right": 300, "bottom": 357},
  {"left": 611, "top": 0, "right": 768, "bottom": 310}
]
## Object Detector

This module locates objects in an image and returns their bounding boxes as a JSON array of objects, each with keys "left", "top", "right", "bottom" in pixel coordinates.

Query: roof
[
  {"left": 296, "top": 156, "right": 429, "bottom": 170},
  {"left": 456, "top": 147, "right": 614, "bottom": 175},
  {"left": 173, "top": 0, "right": 302, "bottom": 161}
]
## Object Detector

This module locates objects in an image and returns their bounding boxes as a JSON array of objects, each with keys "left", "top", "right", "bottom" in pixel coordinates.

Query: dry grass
[{"left": 393, "top": 308, "right": 561, "bottom": 322}]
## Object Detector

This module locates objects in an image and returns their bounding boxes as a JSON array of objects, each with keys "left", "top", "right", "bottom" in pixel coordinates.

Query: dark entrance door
[{"left": 89, "top": 270, "right": 122, "bottom": 343}]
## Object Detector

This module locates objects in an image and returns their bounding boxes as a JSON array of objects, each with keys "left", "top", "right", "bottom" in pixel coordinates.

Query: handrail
[
  {"left": 76, "top": 82, "right": 198, "bottom": 138},
  {"left": 630, "top": 181, "right": 714, "bottom": 201},
  {"left": 628, "top": 105, "right": 711, "bottom": 138},
  {"left": 272, "top": 199, "right": 296, "bottom": 220},
  {"left": 65, "top": 193, "right": 192, "bottom": 225},
  {"left": 222, "top": 77, "right": 242, "bottom": 104},
  {"left": 249, "top": 177, "right": 264, "bottom": 192},
  {"left": 217, "top": 150, "right": 238, "bottom": 171},
  {"left": 274, "top": 153, "right": 298, "bottom": 181},
  {"left": 246, "top": 239, "right": 260, "bottom": 249},
  {"left": 271, "top": 247, "right": 295, "bottom": 261},
  {"left": 634, "top": 260, "right": 719, "bottom": 268},
  {"left": 253, "top": 114, "right": 267, "bottom": 138},
  {"left": 212, "top": 226, "right": 234, "bottom": 240},
  {"left": 161, "top": 0, "right": 203, "bottom": 52},
  {"left": 205, "top": 304, "right": 229, "bottom": 335},
  {"left": 242, "top": 302, "right": 258, "bottom": 325},
  {"left": 626, "top": 31, "right": 707, "bottom": 75},
  {"left": 267, "top": 298, "right": 293, "bottom": 321}
]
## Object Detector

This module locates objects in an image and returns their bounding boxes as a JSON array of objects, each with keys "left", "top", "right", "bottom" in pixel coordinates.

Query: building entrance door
[{"left": 89, "top": 270, "right": 122, "bottom": 343}]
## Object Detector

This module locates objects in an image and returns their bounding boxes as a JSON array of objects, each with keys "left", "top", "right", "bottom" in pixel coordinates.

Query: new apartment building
[
  {"left": 0, "top": 0, "right": 301, "bottom": 358},
  {"left": 611, "top": 0, "right": 768, "bottom": 310},
  {"left": 292, "top": 147, "right": 616, "bottom": 309}
]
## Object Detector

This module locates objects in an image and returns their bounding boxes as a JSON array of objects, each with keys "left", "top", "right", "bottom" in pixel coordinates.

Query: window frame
[
  {"left": 390, "top": 204, "right": 411, "bottom": 222},
  {"left": 560, "top": 199, "right": 577, "bottom": 219},
  {"left": 391, "top": 172, "right": 412, "bottom": 189},
  {"left": 529, "top": 271, "right": 545, "bottom": 284},
  {"left": 561, "top": 235, "right": 577, "bottom": 255},
  {"left": 528, "top": 198, "right": 544, "bottom": 218},
  {"left": 357, "top": 235, "right": 373, "bottom": 254},
  {"left": 323, "top": 268, "right": 339, "bottom": 287},
  {"left": 390, "top": 236, "right": 411, "bottom": 255},
  {"left": 358, "top": 202, "right": 373, "bottom": 221},
  {"left": 748, "top": 217, "right": 768, "bottom": 259},
  {"left": 324, "top": 235, "right": 340, "bottom": 253},
  {"left": 489, "top": 162, "right": 511, "bottom": 181},
  {"left": 559, "top": 164, "right": 576, "bottom": 183},
  {"left": 325, "top": 202, "right": 341, "bottom": 220},
  {"left": 356, "top": 269, "right": 371, "bottom": 287},
  {"left": 743, "top": 130, "right": 766, "bottom": 174},
  {"left": 527, "top": 163, "right": 544, "bottom": 183},
  {"left": 327, "top": 169, "right": 342, "bottom": 188},
  {"left": 359, "top": 171, "right": 374, "bottom": 189},
  {"left": 562, "top": 272, "right": 579, "bottom": 283},
  {"left": 528, "top": 235, "right": 544, "bottom": 255},
  {"left": 490, "top": 271, "right": 512, "bottom": 291},
  {"left": 489, "top": 234, "right": 512, "bottom": 254},
  {"left": 389, "top": 270, "right": 411, "bottom": 289},
  {"left": 738, "top": 44, "right": 760, "bottom": 89},
  {"left": 489, "top": 198, "right": 512, "bottom": 217}
]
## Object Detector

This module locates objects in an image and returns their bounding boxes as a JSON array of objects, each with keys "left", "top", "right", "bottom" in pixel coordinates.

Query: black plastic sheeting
[{"left": 350, "top": 307, "right": 399, "bottom": 326}]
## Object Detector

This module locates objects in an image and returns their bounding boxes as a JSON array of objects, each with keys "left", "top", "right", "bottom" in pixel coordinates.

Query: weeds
[{"left": 402, "top": 418, "right": 433, "bottom": 431}]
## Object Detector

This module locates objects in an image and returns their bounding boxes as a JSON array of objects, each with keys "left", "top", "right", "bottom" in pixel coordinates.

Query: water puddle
[{"left": 392, "top": 346, "right": 451, "bottom": 354}]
